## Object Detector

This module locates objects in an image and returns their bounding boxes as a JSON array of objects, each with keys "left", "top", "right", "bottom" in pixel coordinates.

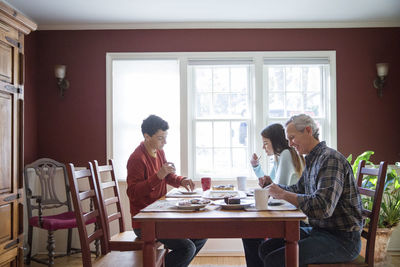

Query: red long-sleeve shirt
[{"left": 126, "top": 142, "right": 183, "bottom": 229}]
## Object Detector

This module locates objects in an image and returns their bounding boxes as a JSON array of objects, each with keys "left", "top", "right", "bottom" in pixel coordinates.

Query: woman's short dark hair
[
  {"left": 141, "top": 115, "right": 169, "bottom": 137},
  {"left": 260, "top": 123, "right": 289, "bottom": 155}
]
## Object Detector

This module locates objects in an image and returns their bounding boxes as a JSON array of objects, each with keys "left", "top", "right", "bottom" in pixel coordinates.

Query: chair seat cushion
[{"left": 29, "top": 211, "right": 96, "bottom": 231}]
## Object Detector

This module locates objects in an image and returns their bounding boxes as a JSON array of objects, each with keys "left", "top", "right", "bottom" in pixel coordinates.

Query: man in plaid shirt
[{"left": 244, "top": 114, "right": 363, "bottom": 267}]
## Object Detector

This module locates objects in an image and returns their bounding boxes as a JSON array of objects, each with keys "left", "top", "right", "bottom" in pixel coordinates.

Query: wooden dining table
[{"left": 133, "top": 198, "right": 306, "bottom": 267}]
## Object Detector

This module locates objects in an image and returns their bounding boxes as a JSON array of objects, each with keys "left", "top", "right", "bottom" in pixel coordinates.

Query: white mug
[
  {"left": 237, "top": 176, "right": 247, "bottom": 191},
  {"left": 254, "top": 188, "right": 269, "bottom": 210}
]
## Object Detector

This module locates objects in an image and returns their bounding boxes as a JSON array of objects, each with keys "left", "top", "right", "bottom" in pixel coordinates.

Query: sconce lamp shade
[
  {"left": 373, "top": 63, "right": 389, "bottom": 98},
  {"left": 54, "top": 64, "right": 69, "bottom": 97},
  {"left": 54, "top": 65, "right": 66, "bottom": 79},
  {"left": 376, "top": 63, "right": 389, "bottom": 77}
]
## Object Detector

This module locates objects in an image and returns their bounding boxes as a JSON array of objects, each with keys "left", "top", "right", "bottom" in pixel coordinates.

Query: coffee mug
[
  {"left": 201, "top": 177, "right": 211, "bottom": 191},
  {"left": 254, "top": 188, "right": 269, "bottom": 210},
  {"left": 237, "top": 176, "right": 247, "bottom": 191}
]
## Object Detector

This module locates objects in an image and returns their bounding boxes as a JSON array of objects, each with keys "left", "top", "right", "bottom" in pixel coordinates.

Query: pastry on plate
[{"left": 212, "top": 184, "right": 234, "bottom": 190}]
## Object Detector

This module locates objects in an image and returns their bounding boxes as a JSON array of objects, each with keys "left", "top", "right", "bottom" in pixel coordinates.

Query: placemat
[
  {"left": 141, "top": 199, "right": 218, "bottom": 212},
  {"left": 245, "top": 200, "right": 297, "bottom": 211}
]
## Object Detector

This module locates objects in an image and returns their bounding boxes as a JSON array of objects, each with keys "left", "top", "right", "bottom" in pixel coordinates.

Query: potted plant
[{"left": 347, "top": 151, "right": 400, "bottom": 262}]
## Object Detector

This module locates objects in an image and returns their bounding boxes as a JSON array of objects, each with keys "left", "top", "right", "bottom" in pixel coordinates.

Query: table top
[{"left": 133, "top": 199, "right": 306, "bottom": 222}]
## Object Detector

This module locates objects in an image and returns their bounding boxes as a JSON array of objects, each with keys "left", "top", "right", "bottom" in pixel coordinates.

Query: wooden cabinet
[{"left": 0, "top": 2, "right": 36, "bottom": 266}]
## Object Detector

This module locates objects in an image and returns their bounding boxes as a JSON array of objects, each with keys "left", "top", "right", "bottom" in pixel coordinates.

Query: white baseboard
[{"left": 197, "top": 251, "right": 244, "bottom": 256}]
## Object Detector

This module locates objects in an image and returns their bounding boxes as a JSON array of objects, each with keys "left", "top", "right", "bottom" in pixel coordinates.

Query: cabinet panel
[
  {"left": 0, "top": 204, "right": 11, "bottom": 244},
  {"left": 0, "top": 92, "right": 12, "bottom": 193},
  {"left": 0, "top": 41, "right": 12, "bottom": 84}
]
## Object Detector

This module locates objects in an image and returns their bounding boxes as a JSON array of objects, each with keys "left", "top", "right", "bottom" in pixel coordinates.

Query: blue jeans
[
  {"left": 134, "top": 228, "right": 207, "bottom": 267},
  {"left": 243, "top": 226, "right": 361, "bottom": 267}
]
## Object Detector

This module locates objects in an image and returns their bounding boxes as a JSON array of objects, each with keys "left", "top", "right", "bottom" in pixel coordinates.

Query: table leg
[
  {"left": 142, "top": 222, "right": 156, "bottom": 267},
  {"left": 285, "top": 221, "right": 300, "bottom": 267},
  {"left": 285, "top": 240, "right": 298, "bottom": 267}
]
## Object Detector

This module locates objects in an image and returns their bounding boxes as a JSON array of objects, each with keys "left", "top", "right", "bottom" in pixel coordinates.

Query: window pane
[
  {"left": 194, "top": 67, "right": 212, "bottom": 92},
  {"left": 268, "top": 67, "right": 284, "bottom": 92},
  {"left": 112, "top": 60, "right": 180, "bottom": 179},
  {"left": 304, "top": 67, "right": 321, "bottom": 92},
  {"left": 213, "top": 67, "right": 230, "bottom": 92},
  {"left": 196, "top": 148, "right": 213, "bottom": 174},
  {"left": 196, "top": 93, "right": 212, "bottom": 117},
  {"left": 196, "top": 121, "right": 213, "bottom": 147},
  {"left": 230, "top": 93, "right": 248, "bottom": 117},
  {"left": 231, "top": 121, "right": 248, "bottom": 147},
  {"left": 214, "top": 148, "right": 230, "bottom": 171},
  {"left": 286, "top": 92, "right": 303, "bottom": 116},
  {"left": 232, "top": 148, "right": 247, "bottom": 173},
  {"left": 304, "top": 93, "right": 321, "bottom": 117},
  {"left": 213, "top": 93, "right": 229, "bottom": 115},
  {"left": 231, "top": 67, "right": 248, "bottom": 93},
  {"left": 214, "top": 121, "right": 230, "bottom": 148},
  {"left": 268, "top": 93, "right": 284, "bottom": 118},
  {"left": 286, "top": 67, "right": 301, "bottom": 91}
]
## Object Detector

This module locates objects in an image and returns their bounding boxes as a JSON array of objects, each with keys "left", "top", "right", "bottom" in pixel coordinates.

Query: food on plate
[
  {"left": 224, "top": 197, "right": 241, "bottom": 205},
  {"left": 212, "top": 184, "right": 234, "bottom": 190},
  {"left": 177, "top": 198, "right": 211, "bottom": 206}
]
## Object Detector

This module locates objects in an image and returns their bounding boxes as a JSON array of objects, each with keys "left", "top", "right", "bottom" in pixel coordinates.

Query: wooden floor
[{"left": 28, "top": 253, "right": 400, "bottom": 267}]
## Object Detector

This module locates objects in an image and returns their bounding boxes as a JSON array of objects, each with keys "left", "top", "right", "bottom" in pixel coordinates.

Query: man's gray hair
[{"left": 285, "top": 114, "right": 320, "bottom": 140}]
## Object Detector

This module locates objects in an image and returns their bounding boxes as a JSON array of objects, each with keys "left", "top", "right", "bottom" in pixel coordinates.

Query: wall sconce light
[
  {"left": 54, "top": 65, "right": 70, "bottom": 97},
  {"left": 373, "top": 63, "right": 389, "bottom": 98}
]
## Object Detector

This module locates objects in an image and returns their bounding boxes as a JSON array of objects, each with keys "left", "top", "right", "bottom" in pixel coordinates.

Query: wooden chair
[
  {"left": 67, "top": 162, "right": 166, "bottom": 267},
  {"left": 308, "top": 160, "right": 387, "bottom": 267},
  {"left": 23, "top": 158, "right": 91, "bottom": 266},
  {"left": 92, "top": 159, "right": 143, "bottom": 251}
]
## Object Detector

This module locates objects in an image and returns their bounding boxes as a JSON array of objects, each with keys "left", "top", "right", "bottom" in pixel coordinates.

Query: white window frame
[{"left": 106, "top": 51, "right": 336, "bottom": 180}]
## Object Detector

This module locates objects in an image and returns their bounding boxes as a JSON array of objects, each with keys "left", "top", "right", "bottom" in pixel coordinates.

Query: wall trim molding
[{"left": 37, "top": 21, "right": 400, "bottom": 31}]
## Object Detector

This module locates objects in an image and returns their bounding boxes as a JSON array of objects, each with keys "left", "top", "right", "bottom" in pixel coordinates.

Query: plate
[
  {"left": 175, "top": 202, "right": 207, "bottom": 210},
  {"left": 214, "top": 199, "right": 253, "bottom": 210},
  {"left": 179, "top": 190, "right": 197, "bottom": 195},
  {"left": 203, "top": 190, "right": 247, "bottom": 200},
  {"left": 268, "top": 198, "right": 285, "bottom": 206}
]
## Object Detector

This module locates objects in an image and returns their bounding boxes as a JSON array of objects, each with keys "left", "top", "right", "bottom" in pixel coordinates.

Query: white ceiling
[{"left": 4, "top": 0, "right": 400, "bottom": 30}]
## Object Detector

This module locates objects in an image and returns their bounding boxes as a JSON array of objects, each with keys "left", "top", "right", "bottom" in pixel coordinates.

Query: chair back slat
[
  {"left": 102, "top": 181, "right": 116, "bottom": 190},
  {"left": 108, "top": 212, "right": 122, "bottom": 222},
  {"left": 79, "top": 190, "right": 95, "bottom": 201},
  {"left": 83, "top": 209, "right": 99, "bottom": 223},
  {"left": 105, "top": 196, "right": 119, "bottom": 206},
  {"left": 67, "top": 162, "right": 110, "bottom": 266},
  {"left": 355, "top": 160, "right": 387, "bottom": 267},
  {"left": 358, "top": 187, "right": 375, "bottom": 197}
]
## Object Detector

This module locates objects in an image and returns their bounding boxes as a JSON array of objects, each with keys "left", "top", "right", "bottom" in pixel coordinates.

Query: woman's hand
[
  {"left": 157, "top": 162, "right": 176, "bottom": 180},
  {"left": 180, "top": 178, "right": 195, "bottom": 191},
  {"left": 250, "top": 153, "right": 260, "bottom": 167}
]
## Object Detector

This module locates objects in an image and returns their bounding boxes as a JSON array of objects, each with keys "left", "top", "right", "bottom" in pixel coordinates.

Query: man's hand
[
  {"left": 157, "top": 162, "right": 176, "bottom": 180},
  {"left": 258, "top": 175, "right": 273, "bottom": 188},
  {"left": 180, "top": 178, "right": 195, "bottom": 192},
  {"left": 266, "top": 183, "right": 299, "bottom": 207}
]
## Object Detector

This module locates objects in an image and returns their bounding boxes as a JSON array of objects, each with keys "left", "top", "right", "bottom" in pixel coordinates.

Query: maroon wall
[
  {"left": 23, "top": 28, "right": 400, "bottom": 165},
  {"left": 24, "top": 32, "right": 38, "bottom": 164}
]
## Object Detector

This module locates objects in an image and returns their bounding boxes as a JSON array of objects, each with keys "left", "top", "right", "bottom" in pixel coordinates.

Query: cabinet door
[
  {"left": 0, "top": 91, "right": 20, "bottom": 267},
  {"left": 0, "top": 25, "right": 22, "bottom": 267}
]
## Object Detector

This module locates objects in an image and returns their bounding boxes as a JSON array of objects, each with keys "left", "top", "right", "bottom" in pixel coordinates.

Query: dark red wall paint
[
  {"left": 23, "top": 28, "right": 400, "bottom": 166},
  {"left": 24, "top": 32, "right": 38, "bottom": 164}
]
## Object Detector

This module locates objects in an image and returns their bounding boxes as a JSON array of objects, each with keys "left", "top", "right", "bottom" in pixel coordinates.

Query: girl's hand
[{"left": 250, "top": 153, "right": 260, "bottom": 167}]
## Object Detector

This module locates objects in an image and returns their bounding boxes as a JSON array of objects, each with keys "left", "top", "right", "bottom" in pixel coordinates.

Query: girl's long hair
[{"left": 261, "top": 123, "right": 304, "bottom": 177}]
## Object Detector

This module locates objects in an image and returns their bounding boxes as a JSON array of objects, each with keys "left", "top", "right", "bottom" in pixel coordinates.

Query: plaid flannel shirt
[{"left": 281, "top": 142, "right": 363, "bottom": 232}]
